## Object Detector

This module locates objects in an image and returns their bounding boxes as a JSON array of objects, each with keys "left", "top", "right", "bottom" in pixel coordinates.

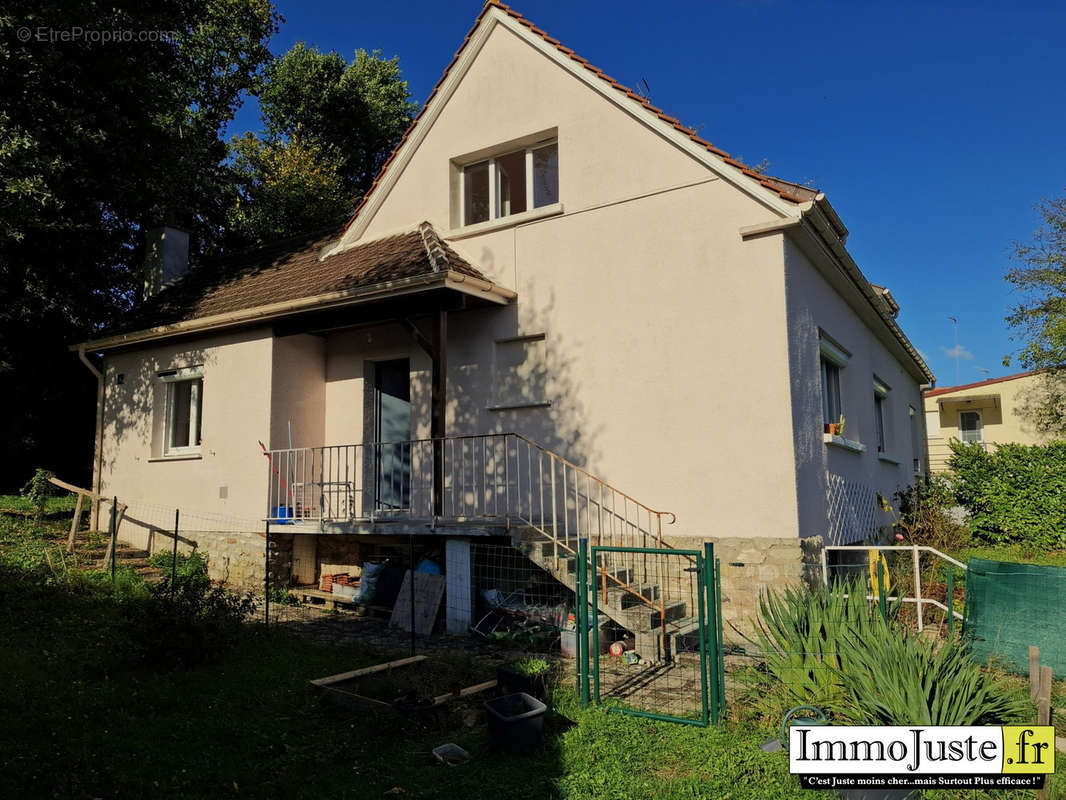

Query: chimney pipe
[{"left": 143, "top": 225, "right": 190, "bottom": 298}]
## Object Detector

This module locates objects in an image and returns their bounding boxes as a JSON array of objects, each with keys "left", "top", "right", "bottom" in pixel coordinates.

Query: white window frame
[
  {"left": 958, "top": 409, "right": 984, "bottom": 444},
  {"left": 460, "top": 139, "right": 557, "bottom": 227},
  {"left": 818, "top": 336, "right": 849, "bottom": 427},
  {"left": 160, "top": 366, "right": 203, "bottom": 456},
  {"left": 873, "top": 378, "right": 890, "bottom": 453}
]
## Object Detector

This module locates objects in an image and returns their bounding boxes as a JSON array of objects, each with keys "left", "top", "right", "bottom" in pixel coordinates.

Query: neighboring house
[
  {"left": 73, "top": 1, "right": 933, "bottom": 640},
  {"left": 923, "top": 371, "right": 1051, "bottom": 472}
]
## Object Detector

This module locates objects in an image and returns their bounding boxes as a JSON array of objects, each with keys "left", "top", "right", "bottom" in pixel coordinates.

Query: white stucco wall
[
  {"left": 93, "top": 12, "right": 927, "bottom": 552},
  {"left": 270, "top": 334, "right": 326, "bottom": 450},
  {"left": 99, "top": 328, "right": 274, "bottom": 535},
  {"left": 335, "top": 21, "right": 802, "bottom": 538}
]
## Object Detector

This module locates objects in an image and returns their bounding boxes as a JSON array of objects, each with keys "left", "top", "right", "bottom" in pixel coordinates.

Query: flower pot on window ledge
[{"left": 824, "top": 423, "right": 841, "bottom": 436}]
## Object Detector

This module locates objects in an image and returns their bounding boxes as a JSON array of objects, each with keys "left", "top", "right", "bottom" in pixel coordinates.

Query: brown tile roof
[
  {"left": 340, "top": 0, "right": 817, "bottom": 237},
  {"left": 110, "top": 222, "right": 487, "bottom": 335},
  {"left": 924, "top": 371, "right": 1039, "bottom": 398}
]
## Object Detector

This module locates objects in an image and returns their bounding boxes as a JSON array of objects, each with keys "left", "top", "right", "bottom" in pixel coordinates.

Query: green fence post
[
  {"left": 171, "top": 509, "right": 180, "bottom": 589},
  {"left": 591, "top": 545, "right": 601, "bottom": 705},
  {"left": 575, "top": 538, "right": 583, "bottom": 697},
  {"left": 703, "top": 543, "right": 718, "bottom": 724},
  {"left": 697, "top": 545, "right": 712, "bottom": 726},
  {"left": 946, "top": 568, "right": 955, "bottom": 642},
  {"left": 109, "top": 497, "right": 117, "bottom": 582},
  {"left": 877, "top": 559, "right": 887, "bottom": 622},
  {"left": 577, "top": 537, "right": 589, "bottom": 707},
  {"left": 715, "top": 557, "right": 725, "bottom": 719}
]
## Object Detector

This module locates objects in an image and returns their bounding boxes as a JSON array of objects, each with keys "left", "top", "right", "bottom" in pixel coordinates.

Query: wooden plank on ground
[
  {"left": 389, "top": 571, "right": 446, "bottom": 635},
  {"left": 430, "top": 679, "right": 498, "bottom": 707},
  {"left": 310, "top": 655, "right": 427, "bottom": 687}
]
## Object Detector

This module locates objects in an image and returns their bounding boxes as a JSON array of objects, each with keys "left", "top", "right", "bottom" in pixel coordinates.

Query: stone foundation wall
[
  {"left": 133, "top": 528, "right": 292, "bottom": 592},
  {"left": 664, "top": 535, "right": 823, "bottom": 644}
]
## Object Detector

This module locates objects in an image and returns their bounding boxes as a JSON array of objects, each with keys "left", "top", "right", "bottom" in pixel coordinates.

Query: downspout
[{"left": 77, "top": 346, "right": 105, "bottom": 531}]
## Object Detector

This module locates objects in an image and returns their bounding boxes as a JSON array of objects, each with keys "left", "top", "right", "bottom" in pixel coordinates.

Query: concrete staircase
[{"left": 512, "top": 527, "right": 700, "bottom": 661}]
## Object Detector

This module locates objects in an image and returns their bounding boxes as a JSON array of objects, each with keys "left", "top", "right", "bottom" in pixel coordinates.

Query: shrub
[
  {"left": 147, "top": 549, "right": 208, "bottom": 581},
  {"left": 267, "top": 585, "right": 299, "bottom": 605},
  {"left": 948, "top": 440, "right": 1066, "bottom": 549},
  {"left": 505, "top": 656, "right": 551, "bottom": 676},
  {"left": 19, "top": 468, "right": 54, "bottom": 521},
  {"left": 747, "top": 578, "right": 899, "bottom": 712},
  {"left": 123, "top": 571, "right": 257, "bottom": 668},
  {"left": 892, "top": 475, "right": 971, "bottom": 552},
  {"left": 750, "top": 581, "right": 1022, "bottom": 726},
  {"left": 833, "top": 629, "right": 1024, "bottom": 726}
]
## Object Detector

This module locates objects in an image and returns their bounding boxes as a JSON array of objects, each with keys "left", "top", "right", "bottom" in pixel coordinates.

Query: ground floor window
[
  {"left": 160, "top": 366, "right": 203, "bottom": 455},
  {"left": 959, "top": 410, "right": 983, "bottom": 443}
]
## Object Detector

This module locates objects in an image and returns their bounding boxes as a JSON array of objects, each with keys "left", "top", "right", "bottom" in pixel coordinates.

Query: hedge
[{"left": 948, "top": 440, "right": 1066, "bottom": 549}]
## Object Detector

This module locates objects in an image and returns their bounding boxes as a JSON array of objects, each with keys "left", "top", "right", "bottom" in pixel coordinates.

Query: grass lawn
[
  {"left": 953, "top": 544, "right": 1066, "bottom": 569},
  {"left": 0, "top": 491, "right": 79, "bottom": 516},
  {"left": 0, "top": 581, "right": 822, "bottom": 799},
  {"left": 2, "top": 510, "right": 1063, "bottom": 799}
]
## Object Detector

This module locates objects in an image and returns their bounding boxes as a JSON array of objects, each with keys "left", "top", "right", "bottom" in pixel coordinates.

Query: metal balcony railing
[
  {"left": 265, "top": 432, "right": 676, "bottom": 587},
  {"left": 265, "top": 433, "right": 688, "bottom": 653}
]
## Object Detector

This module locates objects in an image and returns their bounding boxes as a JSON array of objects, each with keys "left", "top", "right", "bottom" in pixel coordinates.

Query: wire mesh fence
[{"left": 573, "top": 541, "right": 724, "bottom": 726}]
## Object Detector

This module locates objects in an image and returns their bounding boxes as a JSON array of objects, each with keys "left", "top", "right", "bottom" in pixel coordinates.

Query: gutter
[
  {"left": 799, "top": 203, "right": 934, "bottom": 383},
  {"left": 71, "top": 270, "right": 517, "bottom": 354},
  {"left": 76, "top": 346, "right": 105, "bottom": 530},
  {"left": 742, "top": 205, "right": 934, "bottom": 384}
]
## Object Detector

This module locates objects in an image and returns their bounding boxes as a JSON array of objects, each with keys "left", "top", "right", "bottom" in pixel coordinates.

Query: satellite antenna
[
  {"left": 948, "top": 316, "right": 960, "bottom": 384},
  {"left": 637, "top": 77, "right": 651, "bottom": 101}
]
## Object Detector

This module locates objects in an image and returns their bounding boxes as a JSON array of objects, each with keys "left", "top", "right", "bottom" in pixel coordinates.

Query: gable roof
[
  {"left": 924, "top": 371, "right": 1039, "bottom": 398},
  {"left": 333, "top": 0, "right": 818, "bottom": 250},
  {"left": 77, "top": 223, "right": 512, "bottom": 352}
]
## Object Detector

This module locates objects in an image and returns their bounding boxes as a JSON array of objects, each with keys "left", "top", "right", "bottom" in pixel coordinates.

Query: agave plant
[
  {"left": 833, "top": 630, "right": 1024, "bottom": 726},
  {"left": 749, "top": 578, "right": 1022, "bottom": 727},
  {"left": 748, "top": 578, "right": 898, "bottom": 712}
]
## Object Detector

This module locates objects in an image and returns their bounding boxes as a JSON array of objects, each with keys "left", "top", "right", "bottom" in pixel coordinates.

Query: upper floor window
[
  {"left": 819, "top": 335, "right": 849, "bottom": 430},
  {"left": 462, "top": 141, "right": 558, "bottom": 226},
  {"left": 160, "top": 366, "right": 203, "bottom": 455},
  {"left": 822, "top": 359, "right": 842, "bottom": 426}
]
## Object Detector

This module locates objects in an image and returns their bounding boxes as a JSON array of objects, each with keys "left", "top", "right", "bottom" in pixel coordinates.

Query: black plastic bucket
[{"left": 484, "top": 692, "right": 547, "bottom": 753}]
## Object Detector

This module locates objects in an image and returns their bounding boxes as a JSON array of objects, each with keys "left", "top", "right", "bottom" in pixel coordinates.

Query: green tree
[
  {"left": 0, "top": 0, "right": 278, "bottom": 489},
  {"left": 227, "top": 44, "right": 416, "bottom": 243},
  {"left": 1006, "top": 193, "right": 1066, "bottom": 436}
]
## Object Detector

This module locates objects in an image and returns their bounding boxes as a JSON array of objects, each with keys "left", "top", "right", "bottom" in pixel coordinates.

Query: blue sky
[{"left": 230, "top": 1, "right": 1066, "bottom": 388}]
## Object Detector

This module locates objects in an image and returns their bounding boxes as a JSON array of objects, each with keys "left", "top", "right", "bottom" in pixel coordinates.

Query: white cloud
[{"left": 941, "top": 344, "right": 974, "bottom": 361}]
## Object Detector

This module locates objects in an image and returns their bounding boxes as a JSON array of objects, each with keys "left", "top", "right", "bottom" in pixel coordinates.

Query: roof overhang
[
  {"left": 325, "top": 2, "right": 804, "bottom": 257},
  {"left": 72, "top": 270, "right": 515, "bottom": 354},
  {"left": 935, "top": 393, "right": 1001, "bottom": 407},
  {"left": 742, "top": 199, "right": 935, "bottom": 385}
]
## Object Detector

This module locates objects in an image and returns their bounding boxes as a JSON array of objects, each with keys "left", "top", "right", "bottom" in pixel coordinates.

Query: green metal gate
[{"left": 573, "top": 538, "right": 725, "bottom": 726}]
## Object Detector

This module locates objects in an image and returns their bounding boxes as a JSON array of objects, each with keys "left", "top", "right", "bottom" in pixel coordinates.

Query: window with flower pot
[{"left": 819, "top": 335, "right": 849, "bottom": 434}]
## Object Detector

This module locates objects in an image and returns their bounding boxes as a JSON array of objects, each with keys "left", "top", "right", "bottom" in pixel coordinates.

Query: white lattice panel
[{"left": 825, "top": 472, "right": 878, "bottom": 545}]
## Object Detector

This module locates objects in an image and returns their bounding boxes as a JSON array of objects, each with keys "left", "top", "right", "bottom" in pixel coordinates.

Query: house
[
  {"left": 72, "top": 1, "right": 933, "bottom": 643},
  {"left": 923, "top": 370, "right": 1053, "bottom": 472}
]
